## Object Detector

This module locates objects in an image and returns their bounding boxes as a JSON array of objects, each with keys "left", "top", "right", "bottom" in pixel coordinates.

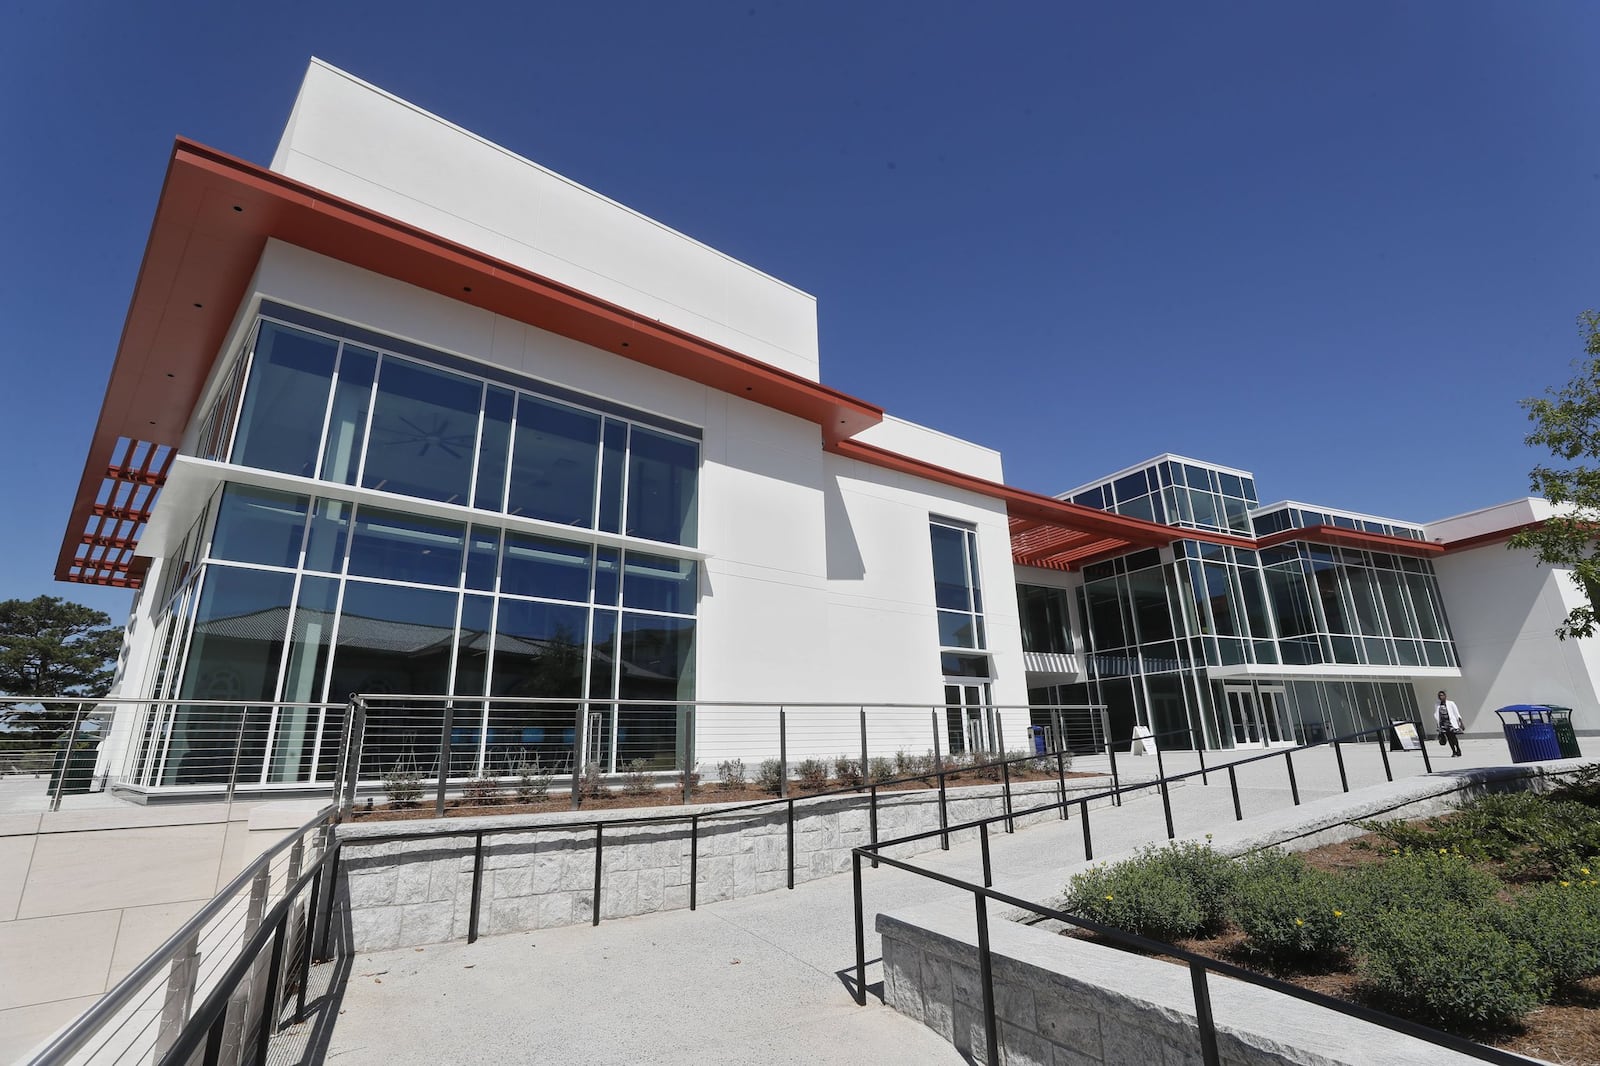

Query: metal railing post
[
  {"left": 225, "top": 706, "right": 251, "bottom": 807},
  {"left": 152, "top": 934, "right": 200, "bottom": 1060},
  {"left": 1195, "top": 728, "right": 1208, "bottom": 785},
  {"left": 1416, "top": 715, "right": 1434, "bottom": 774},
  {"left": 340, "top": 697, "right": 366, "bottom": 818},
  {"left": 778, "top": 707, "right": 789, "bottom": 800},
  {"left": 295, "top": 865, "right": 320, "bottom": 1022},
  {"left": 48, "top": 702, "right": 88, "bottom": 813},
  {"left": 980, "top": 822, "right": 993, "bottom": 888},
  {"left": 1055, "top": 743, "right": 1068, "bottom": 820},
  {"left": 932, "top": 709, "right": 948, "bottom": 851},
  {"left": 1379, "top": 730, "right": 1394, "bottom": 782},
  {"left": 468, "top": 832, "right": 484, "bottom": 943},
  {"left": 1228, "top": 764, "right": 1242, "bottom": 821},
  {"left": 1160, "top": 776, "right": 1175, "bottom": 839},
  {"left": 570, "top": 703, "right": 586, "bottom": 810},
  {"left": 592, "top": 823, "right": 604, "bottom": 925},
  {"left": 786, "top": 798, "right": 796, "bottom": 889},
  {"left": 852, "top": 851, "right": 867, "bottom": 1006},
  {"left": 682, "top": 703, "right": 696, "bottom": 804},
  {"left": 1001, "top": 758, "right": 1014, "bottom": 834},
  {"left": 313, "top": 837, "right": 341, "bottom": 963},
  {"left": 1107, "top": 741, "right": 1121, "bottom": 808},
  {"left": 868, "top": 783, "right": 879, "bottom": 868},
  {"left": 435, "top": 702, "right": 454, "bottom": 818},
  {"left": 1080, "top": 798, "right": 1093, "bottom": 860},
  {"left": 1286, "top": 750, "right": 1300, "bottom": 806},
  {"left": 859, "top": 706, "right": 869, "bottom": 792},
  {"left": 251, "top": 911, "right": 287, "bottom": 1066},
  {"left": 975, "top": 893, "right": 999, "bottom": 1066},
  {"left": 689, "top": 815, "right": 699, "bottom": 910},
  {"left": 1334, "top": 739, "right": 1349, "bottom": 792},
  {"left": 1191, "top": 962, "right": 1222, "bottom": 1066}
]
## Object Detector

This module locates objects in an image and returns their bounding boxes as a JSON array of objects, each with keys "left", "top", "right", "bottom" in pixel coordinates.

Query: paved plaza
[{"left": 284, "top": 736, "right": 1532, "bottom": 1066}]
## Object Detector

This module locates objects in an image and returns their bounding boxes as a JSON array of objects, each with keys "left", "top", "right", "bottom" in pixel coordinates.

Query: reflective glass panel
[
  {"left": 594, "top": 547, "right": 620, "bottom": 606},
  {"left": 326, "top": 581, "right": 458, "bottom": 701},
  {"left": 623, "top": 553, "right": 697, "bottom": 615},
  {"left": 501, "top": 533, "right": 592, "bottom": 603},
  {"left": 454, "top": 594, "right": 494, "bottom": 697},
  {"left": 627, "top": 427, "right": 698, "bottom": 545},
  {"left": 930, "top": 524, "right": 972, "bottom": 611},
  {"left": 938, "top": 610, "right": 979, "bottom": 648},
  {"left": 490, "top": 599, "right": 589, "bottom": 699},
  {"left": 508, "top": 395, "right": 600, "bottom": 526},
  {"left": 348, "top": 508, "right": 465, "bottom": 587},
  {"left": 465, "top": 527, "right": 500, "bottom": 592},
  {"left": 320, "top": 346, "right": 377, "bottom": 485},
  {"left": 598, "top": 420, "right": 627, "bottom": 535},
  {"left": 616, "top": 613, "right": 694, "bottom": 767},
  {"left": 362, "top": 357, "right": 481, "bottom": 504},
  {"left": 231, "top": 322, "right": 338, "bottom": 477},
  {"left": 304, "top": 500, "right": 352, "bottom": 574},
  {"left": 272, "top": 575, "right": 340, "bottom": 782},
  {"left": 474, "top": 386, "right": 514, "bottom": 512},
  {"left": 209, "top": 486, "right": 307, "bottom": 569}
]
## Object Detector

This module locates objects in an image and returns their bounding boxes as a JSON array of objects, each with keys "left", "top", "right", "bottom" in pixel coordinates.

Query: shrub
[
  {"left": 578, "top": 760, "right": 607, "bottom": 799},
  {"left": 1228, "top": 850, "right": 1347, "bottom": 965},
  {"left": 1357, "top": 904, "right": 1547, "bottom": 1029},
  {"left": 621, "top": 759, "right": 656, "bottom": 797},
  {"left": 1496, "top": 874, "right": 1600, "bottom": 988},
  {"left": 1550, "top": 763, "right": 1600, "bottom": 808},
  {"left": 679, "top": 767, "right": 701, "bottom": 795},
  {"left": 834, "top": 756, "right": 863, "bottom": 789},
  {"left": 1343, "top": 850, "right": 1499, "bottom": 947},
  {"left": 757, "top": 758, "right": 785, "bottom": 795},
  {"left": 463, "top": 777, "right": 504, "bottom": 805},
  {"left": 716, "top": 759, "right": 747, "bottom": 790},
  {"left": 513, "top": 757, "right": 551, "bottom": 802},
  {"left": 796, "top": 758, "right": 831, "bottom": 791},
  {"left": 381, "top": 757, "right": 425, "bottom": 807},
  {"left": 893, "top": 750, "right": 918, "bottom": 778},
  {"left": 867, "top": 756, "right": 894, "bottom": 784},
  {"left": 1062, "top": 842, "right": 1239, "bottom": 942}
]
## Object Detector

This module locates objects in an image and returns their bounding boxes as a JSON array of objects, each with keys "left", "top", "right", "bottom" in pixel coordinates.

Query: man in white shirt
[{"left": 1435, "top": 690, "right": 1464, "bottom": 757}]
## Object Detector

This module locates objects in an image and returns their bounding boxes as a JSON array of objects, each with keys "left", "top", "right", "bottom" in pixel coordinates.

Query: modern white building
[{"left": 58, "top": 61, "right": 1592, "bottom": 797}]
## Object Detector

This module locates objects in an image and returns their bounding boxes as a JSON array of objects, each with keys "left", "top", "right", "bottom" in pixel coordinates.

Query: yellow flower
[
  {"left": 1582, "top": 868, "right": 1591, "bottom": 876},
  {"left": 1561, "top": 880, "right": 1571, "bottom": 887},
  {"left": 1105, "top": 894, "right": 1114, "bottom": 901},
  {"left": 1438, "top": 848, "right": 1448, "bottom": 855},
  {"left": 1333, "top": 910, "right": 1344, "bottom": 918},
  {"left": 1295, "top": 918, "right": 1304, "bottom": 926}
]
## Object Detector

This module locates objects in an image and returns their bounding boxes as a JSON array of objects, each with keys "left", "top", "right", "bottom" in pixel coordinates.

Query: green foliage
[
  {"left": 1062, "top": 842, "right": 1236, "bottom": 941},
  {"left": 381, "top": 756, "right": 425, "bottom": 807},
  {"left": 716, "top": 758, "right": 747, "bottom": 790},
  {"left": 795, "top": 758, "right": 831, "bottom": 790},
  {"left": 0, "top": 597, "right": 123, "bottom": 748},
  {"left": 463, "top": 776, "right": 504, "bottom": 805},
  {"left": 833, "top": 756, "right": 863, "bottom": 789},
  {"left": 1227, "top": 851, "right": 1347, "bottom": 965},
  {"left": 513, "top": 756, "right": 551, "bottom": 802},
  {"left": 1343, "top": 850, "right": 1500, "bottom": 948},
  {"left": 1550, "top": 763, "right": 1600, "bottom": 808},
  {"left": 1509, "top": 309, "right": 1600, "bottom": 639},
  {"left": 757, "top": 758, "right": 785, "bottom": 795},
  {"left": 621, "top": 759, "right": 655, "bottom": 796},
  {"left": 1358, "top": 791, "right": 1600, "bottom": 880},
  {"left": 1496, "top": 874, "right": 1600, "bottom": 988},
  {"left": 1357, "top": 904, "right": 1547, "bottom": 1029},
  {"left": 867, "top": 756, "right": 894, "bottom": 784}
]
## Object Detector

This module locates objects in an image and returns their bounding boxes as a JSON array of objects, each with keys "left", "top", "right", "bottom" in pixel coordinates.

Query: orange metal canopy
[{"left": 58, "top": 138, "right": 885, "bottom": 586}]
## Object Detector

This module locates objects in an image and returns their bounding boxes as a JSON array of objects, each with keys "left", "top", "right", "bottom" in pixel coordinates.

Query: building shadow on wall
[{"left": 825, "top": 474, "right": 866, "bottom": 582}]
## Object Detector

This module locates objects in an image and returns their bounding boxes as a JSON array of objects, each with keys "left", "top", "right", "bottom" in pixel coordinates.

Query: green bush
[
  {"left": 833, "top": 756, "right": 863, "bottom": 789},
  {"left": 757, "top": 758, "right": 785, "bottom": 795},
  {"left": 795, "top": 758, "right": 831, "bottom": 790},
  {"left": 1062, "top": 843, "right": 1234, "bottom": 941},
  {"left": 716, "top": 758, "right": 747, "bottom": 790},
  {"left": 867, "top": 756, "right": 895, "bottom": 784},
  {"left": 1549, "top": 763, "right": 1600, "bottom": 808},
  {"left": 1496, "top": 875, "right": 1600, "bottom": 988},
  {"left": 1357, "top": 904, "right": 1547, "bottom": 1029},
  {"left": 1227, "top": 850, "right": 1347, "bottom": 965},
  {"left": 1361, "top": 792, "right": 1600, "bottom": 879},
  {"left": 1343, "top": 850, "right": 1499, "bottom": 947},
  {"left": 621, "top": 759, "right": 655, "bottom": 796}
]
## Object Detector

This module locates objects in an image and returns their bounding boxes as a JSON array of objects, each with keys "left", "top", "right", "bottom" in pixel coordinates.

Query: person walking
[{"left": 1435, "top": 690, "right": 1464, "bottom": 757}]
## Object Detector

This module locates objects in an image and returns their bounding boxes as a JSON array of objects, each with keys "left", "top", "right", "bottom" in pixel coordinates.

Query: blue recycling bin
[
  {"left": 1494, "top": 706, "right": 1563, "bottom": 763},
  {"left": 1028, "top": 725, "right": 1047, "bottom": 756}
]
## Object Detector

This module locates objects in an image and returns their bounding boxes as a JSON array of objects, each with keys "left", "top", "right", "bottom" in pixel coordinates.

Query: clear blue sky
[{"left": 3, "top": 2, "right": 1597, "bottom": 618}]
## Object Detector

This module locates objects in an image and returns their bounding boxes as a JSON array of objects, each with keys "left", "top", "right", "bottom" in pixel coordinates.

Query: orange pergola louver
[{"left": 63, "top": 438, "right": 174, "bottom": 588}]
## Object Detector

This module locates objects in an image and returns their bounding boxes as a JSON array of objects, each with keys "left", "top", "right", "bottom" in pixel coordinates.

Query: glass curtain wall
[
  {"left": 143, "top": 308, "right": 702, "bottom": 786},
  {"left": 1070, "top": 460, "right": 1258, "bottom": 536},
  {"left": 930, "top": 518, "right": 994, "bottom": 753}
]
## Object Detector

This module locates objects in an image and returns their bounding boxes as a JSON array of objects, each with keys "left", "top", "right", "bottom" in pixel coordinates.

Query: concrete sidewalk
[{"left": 291, "top": 738, "right": 1551, "bottom": 1066}]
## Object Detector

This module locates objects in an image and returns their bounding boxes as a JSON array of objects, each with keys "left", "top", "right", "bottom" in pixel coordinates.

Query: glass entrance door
[
  {"left": 1225, "top": 683, "right": 1293, "bottom": 747},
  {"left": 944, "top": 683, "right": 991, "bottom": 755}
]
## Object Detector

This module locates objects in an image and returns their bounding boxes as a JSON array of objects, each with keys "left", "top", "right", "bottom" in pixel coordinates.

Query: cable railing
[
  {"left": 24, "top": 805, "right": 336, "bottom": 1066},
  {"left": 845, "top": 715, "right": 1538, "bottom": 1066}
]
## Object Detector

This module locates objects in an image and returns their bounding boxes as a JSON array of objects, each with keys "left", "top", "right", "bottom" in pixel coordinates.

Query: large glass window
[
  {"left": 1017, "top": 584, "right": 1072, "bottom": 654},
  {"left": 627, "top": 427, "right": 699, "bottom": 545},
  {"left": 327, "top": 582, "right": 458, "bottom": 700},
  {"left": 930, "top": 519, "right": 986, "bottom": 653},
  {"left": 230, "top": 322, "right": 338, "bottom": 477},
  {"left": 210, "top": 486, "right": 308, "bottom": 569},
  {"left": 348, "top": 508, "right": 465, "bottom": 588},
  {"left": 502, "top": 533, "right": 592, "bottom": 603},
  {"left": 508, "top": 395, "right": 600, "bottom": 526},
  {"left": 362, "top": 357, "right": 482, "bottom": 504},
  {"left": 320, "top": 346, "right": 378, "bottom": 485}
]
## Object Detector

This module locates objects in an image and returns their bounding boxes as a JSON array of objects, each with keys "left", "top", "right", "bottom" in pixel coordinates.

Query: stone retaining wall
[{"left": 334, "top": 779, "right": 1081, "bottom": 952}]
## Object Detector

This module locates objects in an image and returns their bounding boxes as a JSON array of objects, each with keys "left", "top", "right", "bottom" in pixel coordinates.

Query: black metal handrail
[
  {"left": 849, "top": 847, "right": 1540, "bottom": 1066},
  {"left": 337, "top": 741, "right": 1087, "bottom": 940},
  {"left": 26, "top": 804, "right": 337, "bottom": 1066}
]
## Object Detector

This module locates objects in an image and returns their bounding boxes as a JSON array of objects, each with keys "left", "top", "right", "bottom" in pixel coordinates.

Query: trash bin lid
[{"left": 1495, "top": 704, "right": 1554, "bottom": 723}]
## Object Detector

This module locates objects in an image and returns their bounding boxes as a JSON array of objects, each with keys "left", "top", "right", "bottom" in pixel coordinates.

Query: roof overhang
[
  {"left": 59, "top": 138, "right": 884, "bottom": 586},
  {"left": 1257, "top": 524, "right": 1444, "bottom": 558}
]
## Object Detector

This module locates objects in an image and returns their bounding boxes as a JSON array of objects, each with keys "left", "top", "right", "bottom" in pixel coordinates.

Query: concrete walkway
[{"left": 289, "top": 738, "right": 1543, "bottom": 1066}]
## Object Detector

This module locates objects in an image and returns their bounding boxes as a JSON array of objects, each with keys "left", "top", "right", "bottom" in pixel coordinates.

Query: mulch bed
[
  {"left": 1072, "top": 830, "right": 1600, "bottom": 1065},
  {"left": 346, "top": 767, "right": 1103, "bottom": 823}
]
